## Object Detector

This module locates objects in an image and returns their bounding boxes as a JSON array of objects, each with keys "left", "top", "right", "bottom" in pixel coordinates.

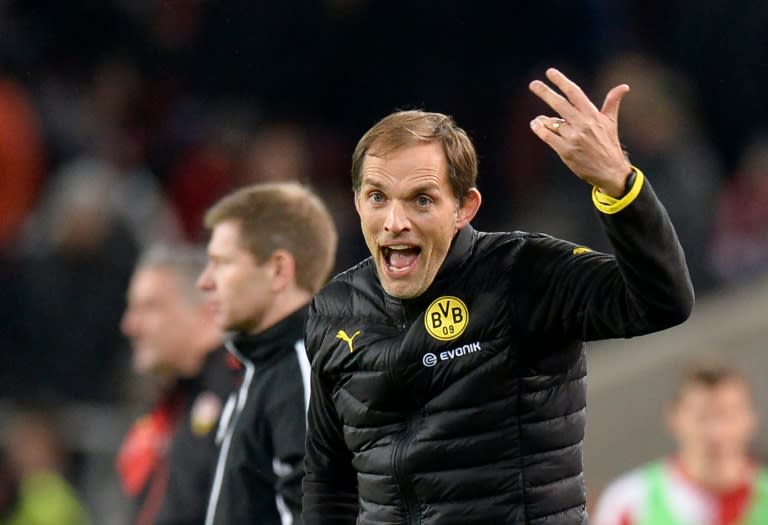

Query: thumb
[{"left": 601, "top": 84, "right": 630, "bottom": 122}]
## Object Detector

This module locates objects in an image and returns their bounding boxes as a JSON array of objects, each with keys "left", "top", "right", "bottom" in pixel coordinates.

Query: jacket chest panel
[{"left": 325, "top": 286, "right": 520, "bottom": 425}]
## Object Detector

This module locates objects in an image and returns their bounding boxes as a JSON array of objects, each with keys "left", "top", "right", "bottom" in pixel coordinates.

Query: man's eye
[
  {"left": 370, "top": 192, "right": 384, "bottom": 203},
  {"left": 417, "top": 196, "right": 432, "bottom": 207}
]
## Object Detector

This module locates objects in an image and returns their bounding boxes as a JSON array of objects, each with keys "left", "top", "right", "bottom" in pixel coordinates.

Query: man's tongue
[{"left": 388, "top": 249, "right": 419, "bottom": 270}]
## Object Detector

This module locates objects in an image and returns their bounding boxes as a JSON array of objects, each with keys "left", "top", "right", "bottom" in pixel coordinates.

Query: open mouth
[{"left": 382, "top": 245, "right": 421, "bottom": 275}]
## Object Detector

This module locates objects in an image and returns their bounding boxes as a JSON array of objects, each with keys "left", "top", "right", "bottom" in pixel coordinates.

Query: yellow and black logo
[
  {"left": 336, "top": 330, "right": 361, "bottom": 352},
  {"left": 424, "top": 296, "right": 469, "bottom": 341}
]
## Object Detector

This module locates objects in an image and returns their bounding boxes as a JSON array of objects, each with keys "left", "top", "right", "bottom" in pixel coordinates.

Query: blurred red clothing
[
  {"left": 713, "top": 171, "right": 768, "bottom": 281},
  {"left": 166, "top": 144, "right": 236, "bottom": 241},
  {"left": 0, "top": 78, "right": 44, "bottom": 248}
]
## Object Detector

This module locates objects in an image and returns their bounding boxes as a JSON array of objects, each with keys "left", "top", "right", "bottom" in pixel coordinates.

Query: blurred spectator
[
  {"left": 240, "top": 121, "right": 311, "bottom": 185},
  {"left": 0, "top": 408, "right": 89, "bottom": 525},
  {"left": 593, "top": 53, "right": 723, "bottom": 292},
  {"left": 0, "top": 448, "right": 18, "bottom": 522},
  {"left": 38, "top": 53, "right": 145, "bottom": 168},
  {"left": 165, "top": 102, "right": 255, "bottom": 240},
  {"left": 33, "top": 53, "right": 182, "bottom": 247},
  {"left": 14, "top": 162, "right": 138, "bottom": 403},
  {"left": 592, "top": 362, "right": 766, "bottom": 525},
  {"left": 117, "top": 243, "right": 237, "bottom": 525},
  {"left": 47, "top": 156, "right": 179, "bottom": 250},
  {"left": 0, "top": 73, "right": 44, "bottom": 251},
  {"left": 712, "top": 134, "right": 768, "bottom": 283}
]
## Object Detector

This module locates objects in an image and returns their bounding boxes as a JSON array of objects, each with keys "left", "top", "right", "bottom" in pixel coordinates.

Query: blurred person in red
[
  {"left": 712, "top": 134, "right": 768, "bottom": 283},
  {"left": 592, "top": 363, "right": 767, "bottom": 525},
  {"left": 117, "top": 243, "right": 238, "bottom": 525},
  {"left": 0, "top": 71, "right": 44, "bottom": 250},
  {"left": 0, "top": 409, "right": 89, "bottom": 525},
  {"left": 165, "top": 103, "right": 254, "bottom": 241},
  {"left": 197, "top": 182, "right": 337, "bottom": 525}
]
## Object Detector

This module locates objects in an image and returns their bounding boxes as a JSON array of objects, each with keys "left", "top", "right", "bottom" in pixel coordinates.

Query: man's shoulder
[
  {"left": 330, "top": 257, "right": 376, "bottom": 290},
  {"left": 471, "top": 229, "right": 558, "bottom": 258},
  {"left": 592, "top": 462, "right": 659, "bottom": 525},
  {"left": 259, "top": 342, "right": 308, "bottom": 401},
  {"left": 600, "top": 464, "right": 651, "bottom": 499},
  {"left": 199, "top": 346, "right": 241, "bottom": 398},
  {"left": 312, "top": 258, "right": 378, "bottom": 316}
]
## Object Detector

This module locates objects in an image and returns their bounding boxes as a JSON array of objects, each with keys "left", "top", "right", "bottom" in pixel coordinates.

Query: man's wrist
[
  {"left": 597, "top": 167, "right": 635, "bottom": 198},
  {"left": 619, "top": 168, "right": 637, "bottom": 198},
  {"left": 592, "top": 166, "right": 645, "bottom": 215}
]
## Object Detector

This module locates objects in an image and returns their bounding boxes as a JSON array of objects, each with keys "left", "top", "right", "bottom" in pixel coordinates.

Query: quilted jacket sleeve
[
  {"left": 517, "top": 170, "right": 694, "bottom": 341},
  {"left": 302, "top": 300, "right": 359, "bottom": 525}
]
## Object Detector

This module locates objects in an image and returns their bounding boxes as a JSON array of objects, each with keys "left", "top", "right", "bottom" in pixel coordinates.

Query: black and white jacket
[
  {"left": 206, "top": 307, "right": 310, "bottom": 525},
  {"left": 302, "top": 173, "right": 694, "bottom": 524}
]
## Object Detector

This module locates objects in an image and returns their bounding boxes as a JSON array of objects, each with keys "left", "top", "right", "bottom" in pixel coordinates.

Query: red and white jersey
[{"left": 592, "top": 458, "right": 759, "bottom": 525}]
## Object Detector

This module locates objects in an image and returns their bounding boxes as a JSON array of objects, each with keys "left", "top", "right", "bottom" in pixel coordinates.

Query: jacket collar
[
  {"left": 227, "top": 305, "right": 307, "bottom": 364},
  {"left": 433, "top": 224, "right": 475, "bottom": 281}
]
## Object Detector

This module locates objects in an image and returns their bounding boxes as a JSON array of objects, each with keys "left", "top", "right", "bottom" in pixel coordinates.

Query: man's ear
[
  {"left": 269, "top": 249, "right": 298, "bottom": 292},
  {"left": 456, "top": 188, "right": 482, "bottom": 229}
]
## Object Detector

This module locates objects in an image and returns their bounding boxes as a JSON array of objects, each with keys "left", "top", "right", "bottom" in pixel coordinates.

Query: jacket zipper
[
  {"left": 387, "top": 298, "right": 421, "bottom": 523},
  {"left": 392, "top": 412, "right": 421, "bottom": 524},
  {"left": 205, "top": 340, "right": 254, "bottom": 525}
]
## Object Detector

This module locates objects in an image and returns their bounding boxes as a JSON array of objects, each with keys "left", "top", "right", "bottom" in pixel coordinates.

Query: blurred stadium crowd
[{"left": 1, "top": 1, "right": 768, "bottom": 523}]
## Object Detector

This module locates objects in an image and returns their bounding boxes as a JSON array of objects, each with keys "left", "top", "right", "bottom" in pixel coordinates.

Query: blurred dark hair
[{"left": 673, "top": 361, "right": 752, "bottom": 402}]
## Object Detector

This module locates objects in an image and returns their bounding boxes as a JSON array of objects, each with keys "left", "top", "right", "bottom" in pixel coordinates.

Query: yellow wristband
[{"left": 592, "top": 166, "right": 645, "bottom": 215}]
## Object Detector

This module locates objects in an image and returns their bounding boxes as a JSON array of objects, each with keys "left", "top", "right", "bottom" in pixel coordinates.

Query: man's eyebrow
[
  {"left": 410, "top": 182, "right": 441, "bottom": 194},
  {"left": 360, "top": 178, "right": 385, "bottom": 189}
]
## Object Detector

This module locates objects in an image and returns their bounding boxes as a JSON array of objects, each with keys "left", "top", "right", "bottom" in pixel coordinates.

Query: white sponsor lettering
[{"left": 423, "top": 342, "right": 481, "bottom": 367}]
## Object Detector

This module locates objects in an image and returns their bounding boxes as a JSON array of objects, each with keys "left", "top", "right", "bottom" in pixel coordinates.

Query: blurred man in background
[
  {"left": 117, "top": 244, "right": 236, "bottom": 525},
  {"left": 593, "top": 363, "right": 768, "bottom": 525},
  {"left": 198, "top": 182, "right": 337, "bottom": 525},
  {"left": 0, "top": 409, "right": 89, "bottom": 525}
]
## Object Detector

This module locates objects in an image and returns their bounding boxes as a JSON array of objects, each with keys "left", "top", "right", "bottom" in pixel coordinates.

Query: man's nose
[
  {"left": 197, "top": 265, "right": 213, "bottom": 291},
  {"left": 120, "top": 309, "right": 136, "bottom": 337},
  {"left": 384, "top": 201, "right": 411, "bottom": 233}
]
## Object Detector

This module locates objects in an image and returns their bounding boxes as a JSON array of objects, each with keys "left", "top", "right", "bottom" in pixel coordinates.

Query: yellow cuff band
[{"left": 592, "top": 166, "right": 645, "bottom": 215}]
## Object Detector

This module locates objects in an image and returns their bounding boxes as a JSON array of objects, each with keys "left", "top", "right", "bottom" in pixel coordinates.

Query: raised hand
[{"left": 529, "top": 68, "right": 632, "bottom": 197}]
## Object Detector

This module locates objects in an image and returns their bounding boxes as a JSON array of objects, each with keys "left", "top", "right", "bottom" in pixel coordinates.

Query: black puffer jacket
[{"left": 303, "top": 177, "right": 693, "bottom": 524}]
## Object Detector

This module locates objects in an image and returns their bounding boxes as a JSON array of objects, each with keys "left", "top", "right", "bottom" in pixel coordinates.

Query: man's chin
[
  {"left": 381, "top": 277, "right": 422, "bottom": 299},
  {"left": 375, "top": 261, "right": 426, "bottom": 299}
]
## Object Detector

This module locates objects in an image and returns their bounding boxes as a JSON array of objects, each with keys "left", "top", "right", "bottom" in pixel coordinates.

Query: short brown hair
[
  {"left": 674, "top": 361, "right": 752, "bottom": 402},
  {"left": 204, "top": 182, "right": 337, "bottom": 293},
  {"left": 351, "top": 110, "right": 478, "bottom": 202}
]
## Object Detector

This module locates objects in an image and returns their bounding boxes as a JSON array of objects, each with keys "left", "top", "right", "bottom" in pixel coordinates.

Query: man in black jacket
[
  {"left": 198, "top": 182, "right": 337, "bottom": 525},
  {"left": 302, "top": 68, "right": 695, "bottom": 524},
  {"left": 118, "top": 243, "right": 237, "bottom": 525}
]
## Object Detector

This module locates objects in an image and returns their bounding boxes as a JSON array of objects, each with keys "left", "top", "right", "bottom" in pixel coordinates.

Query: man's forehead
[
  {"left": 679, "top": 379, "right": 752, "bottom": 402},
  {"left": 209, "top": 220, "right": 243, "bottom": 247},
  {"left": 360, "top": 144, "right": 448, "bottom": 183}
]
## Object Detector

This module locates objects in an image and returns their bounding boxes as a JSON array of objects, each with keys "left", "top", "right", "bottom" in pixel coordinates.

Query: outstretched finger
[
  {"left": 528, "top": 79, "right": 579, "bottom": 122},
  {"left": 600, "top": 83, "right": 630, "bottom": 123},
  {"left": 529, "top": 116, "right": 568, "bottom": 149},
  {"left": 545, "top": 68, "right": 598, "bottom": 114}
]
